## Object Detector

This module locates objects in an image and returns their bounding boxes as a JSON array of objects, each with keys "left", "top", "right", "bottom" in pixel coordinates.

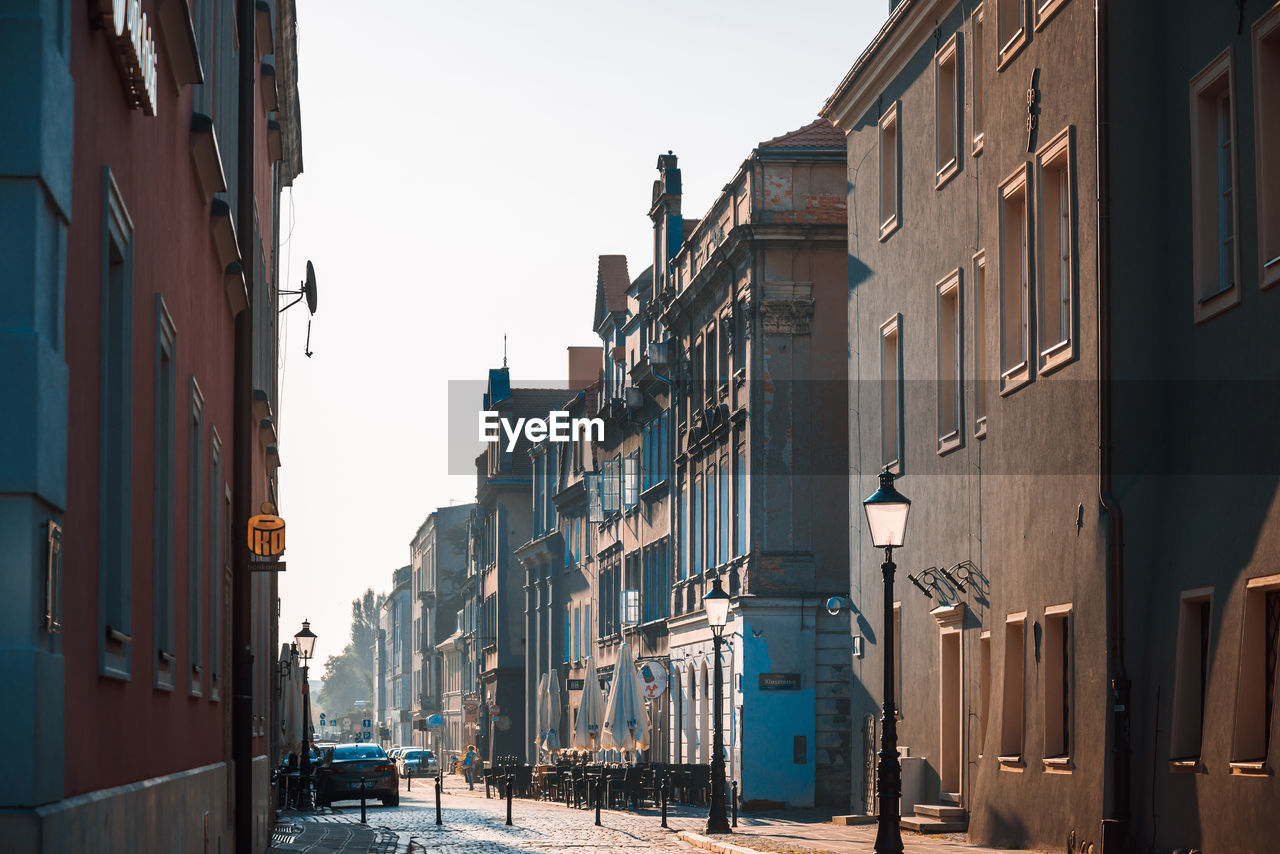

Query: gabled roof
[
  {"left": 593, "top": 254, "right": 630, "bottom": 332},
  {"left": 758, "top": 117, "right": 845, "bottom": 149}
]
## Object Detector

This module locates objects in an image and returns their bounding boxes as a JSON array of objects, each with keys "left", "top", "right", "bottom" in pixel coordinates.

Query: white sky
[{"left": 277, "top": 0, "right": 885, "bottom": 665}]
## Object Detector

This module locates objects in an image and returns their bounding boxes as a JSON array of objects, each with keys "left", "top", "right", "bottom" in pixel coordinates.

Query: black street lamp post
[
  {"left": 295, "top": 620, "right": 318, "bottom": 811},
  {"left": 703, "top": 573, "right": 732, "bottom": 835},
  {"left": 863, "top": 470, "right": 911, "bottom": 854}
]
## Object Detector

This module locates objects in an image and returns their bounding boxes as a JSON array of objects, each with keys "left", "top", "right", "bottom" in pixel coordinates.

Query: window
[
  {"left": 643, "top": 543, "right": 670, "bottom": 623},
  {"left": 99, "top": 167, "right": 133, "bottom": 681},
  {"left": 1037, "top": 128, "right": 1076, "bottom": 373},
  {"left": 996, "top": 0, "right": 1027, "bottom": 68},
  {"left": 1170, "top": 588, "right": 1213, "bottom": 763},
  {"left": 1034, "top": 0, "right": 1070, "bottom": 31},
  {"left": 583, "top": 603, "right": 591, "bottom": 655},
  {"left": 880, "top": 315, "right": 904, "bottom": 471},
  {"left": 1000, "top": 613, "right": 1027, "bottom": 762},
  {"left": 936, "top": 34, "right": 961, "bottom": 186},
  {"left": 718, "top": 317, "right": 730, "bottom": 388},
  {"left": 972, "top": 6, "right": 985, "bottom": 154},
  {"left": 1231, "top": 574, "right": 1280, "bottom": 768},
  {"left": 973, "top": 251, "right": 989, "bottom": 437},
  {"left": 718, "top": 462, "right": 729, "bottom": 562},
  {"left": 734, "top": 448, "right": 747, "bottom": 557},
  {"left": 999, "top": 164, "right": 1032, "bottom": 393},
  {"left": 623, "top": 452, "right": 640, "bottom": 509},
  {"left": 573, "top": 607, "right": 580, "bottom": 662},
  {"left": 879, "top": 102, "right": 901, "bottom": 239},
  {"left": 1190, "top": 49, "right": 1240, "bottom": 322},
  {"left": 979, "top": 631, "right": 992, "bottom": 755},
  {"left": 679, "top": 476, "right": 689, "bottom": 579},
  {"left": 643, "top": 412, "right": 669, "bottom": 490},
  {"left": 188, "top": 377, "right": 205, "bottom": 697},
  {"left": 1256, "top": 7, "right": 1280, "bottom": 289},
  {"left": 1043, "top": 605, "right": 1072, "bottom": 763},
  {"left": 692, "top": 473, "right": 703, "bottom": 575},
  {"left": 706, "top": 464, "right": 718, "bottom": 569},
  {"left": 209, "top": 429, "right": 222, "bottom": 699},
  {"left": 154, "top": 296, "right": 177, "bottom": 691},
  {"left": 937, "top": 270, "right": 963, "bottom": 453}
]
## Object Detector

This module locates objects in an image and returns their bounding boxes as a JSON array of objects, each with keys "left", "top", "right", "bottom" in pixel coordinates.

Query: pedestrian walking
[{"left": 464, "top": 745, "right": 478, "bottom": 790}]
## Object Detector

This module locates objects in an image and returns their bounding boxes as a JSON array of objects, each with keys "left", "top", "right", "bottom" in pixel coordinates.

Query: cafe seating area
[{"left": 480, "top": 755, "right": 715, "bottom": 813}]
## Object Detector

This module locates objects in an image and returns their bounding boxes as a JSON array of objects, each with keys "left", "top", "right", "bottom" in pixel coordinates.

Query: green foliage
[{"left": 317, "top": 587, "right": 386, "bottom": 719}]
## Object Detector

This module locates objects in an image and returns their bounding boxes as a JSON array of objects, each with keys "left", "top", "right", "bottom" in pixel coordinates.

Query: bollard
[
  {"left": 660, "top": 775, "right": 668, "bottom": 829},
  {"left": 594, "top": 771, "right": 603, "bottom": 826},
  {"left": 485, "top": 771, "right": 491, "bottom": 799},
  {"left": 359, "top": 777, "right": 368, "bottom": 825},
  {"left": 407, "top": 768, "right": 412, "bottom": 791},
  {"left": 435, "top": 775, "right": 443, "bottom": 826},
  {"left": 732, "top": 780, "right": 739, "bottom": 827},
  {"left": 505, "top": 773, "right": 513, "bottom": 826}
]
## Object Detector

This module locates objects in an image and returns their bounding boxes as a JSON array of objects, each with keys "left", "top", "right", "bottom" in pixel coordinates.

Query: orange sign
[{"left": 248, "top": 514, "right": 286, "bottom": 556}]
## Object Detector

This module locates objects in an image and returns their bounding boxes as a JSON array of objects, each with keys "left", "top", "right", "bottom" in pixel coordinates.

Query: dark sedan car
[{"left": 314, "top": 743, "right": 399, "bottom": 807}]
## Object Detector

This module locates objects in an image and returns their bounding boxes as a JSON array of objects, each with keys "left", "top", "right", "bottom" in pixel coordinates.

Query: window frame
[
  {"left": 998, "top": 163, "right": 1033, "bottom": 395},
  {"left": 996, "top": 0, "right": 1028, "bottom": 70},
  {"left": 187, "top": 375, "right": 205, "bottom": 697},
  {"left": 1000, "top": 611, "right": 1027, "bottom": 766},
  {"left": 99, "top": 167, "right": 134, "bottom": 682},
  {"left": 1189, "top": 48, "right": 1240, "bottom": 323},
  {"left": 878, "top": 101, "right": 902, "bottom": 241},
  {"left": 1253, "top": 6, "right": 1280, "bottom": 290},
  {"left": 972, "top": 250, "right": 989, "bottom": 438},
  {"left": 935, "top": 33, "right": 962, "bottom": 188},
  {"left": 1035, "top": 126, "right": 1078, "bottom": 375},
  {"left": 1043, "top": 603, "right": 1073, "bottom": 767},
  {"left": 154, "top": 295, "right": 178, "bottom": 692},
  {"left": 880, "top": 313, "right": 904, "bottom": 473},
  {"left": 971, "top": 5, "right": 985, "bottom": 156},
  {"left": 1033, "top": 0, "right": 1070, "bottom": 31},
  {"left": 936, "top": 269, "right": 964, "bottom": 455},
  {"left": 1230, "top": 573, "right": 1280, "bottom": 772},
  {"left": 1170, "top": 586, "right": 1214, "bottom": 768}
]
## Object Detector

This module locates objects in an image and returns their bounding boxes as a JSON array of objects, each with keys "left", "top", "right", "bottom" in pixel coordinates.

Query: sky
[{"left": 276, "top": 0, "right": 886, "bottom": 667}]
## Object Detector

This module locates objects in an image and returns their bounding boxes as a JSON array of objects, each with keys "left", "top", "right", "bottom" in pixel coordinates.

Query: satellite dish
[{"left": 304, "top": 260, "right": 318, "bottom": 315}]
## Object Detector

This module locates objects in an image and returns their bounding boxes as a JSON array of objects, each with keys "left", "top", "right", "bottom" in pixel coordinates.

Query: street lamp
[
  {"left": 295, "top": 620, "right": 318, "bottom": 811},
  {"left": 863, "top": 469, "right": 910, "bottom": 854},
  {"left": 703, "top": 573, "right": 732, "bottom": 835}
]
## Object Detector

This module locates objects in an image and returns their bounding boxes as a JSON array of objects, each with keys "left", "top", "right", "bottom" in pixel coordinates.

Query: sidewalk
[
  {"left": 438, "top": 772, "right": 1045, "bottom": 854},
  {"left": 270, "top": 809, "right": 399, "bottom": 853}
]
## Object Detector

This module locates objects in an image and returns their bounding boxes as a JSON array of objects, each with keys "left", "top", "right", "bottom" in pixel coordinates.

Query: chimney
[{"left": 568, "top": 346, "right": 603, "bottom": 391}]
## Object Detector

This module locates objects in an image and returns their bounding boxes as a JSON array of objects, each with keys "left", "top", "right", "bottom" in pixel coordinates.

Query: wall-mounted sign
[
  {"left": 426, "top": 713, "right": 444, "bottom": 728},
  {"left": 639, "top": 661, "right": 667, "bottom": 700},
  {"left": 566, "top": 679, "right": 585, "bottom": 691},
  {"left": 759, "top": 672, "right": 802, "bottom": 691},
  {"left": 248, "top": 513, "right": 286, "bottom": 556},
  {"left": 93, "top": 0, "right": 159, "bottom": 116}
]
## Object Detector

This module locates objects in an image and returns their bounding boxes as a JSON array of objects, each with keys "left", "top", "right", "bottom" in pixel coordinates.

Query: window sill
[
  {"left": 1168, "top": 759, "right": 1205, "bottom": 774},
  {"left": 1034, "top": 0, "right": 1071, "bottom": 31},
  {"left": 879, "top": 216, "right": 900, "bottom": 242},
  {"left": 974, "top": 417, "right": 988, "bottom": 440},
  {"left": 972, "top": 134, "right": 985, "bottom": 157},
  {"left": 1262, "top": 257, "right": 1280, "bottom": 291},
  {"left": 997, "top": 31, "right": 1028, "bottom": 71},
  {"left": 1038, "top": 339, "right": 1076, "bottom": 376},
  {"left": 640, "top": 481, "right": 668, "bottom": 502},
  {"left": 1193, "top": 283, "right": 1240, "bottom": 324},
  {"left": 936, "top": 160, "right": 960, "bottom": 190},
  {"left": 937, "top": 431, "right": 963, "bottom": 456},
  {"left": 1228, "top": 761, "right": 1271, "bottom": 776},
  {"left": 1043, "top": 756, "right": 1073, "bottom": 773},
  {"left": 1000, "top": 362, "right": 1032, "bottom": 396},
  {"left": 998, "top": 755, "right": 1025, "bottom": 771}
]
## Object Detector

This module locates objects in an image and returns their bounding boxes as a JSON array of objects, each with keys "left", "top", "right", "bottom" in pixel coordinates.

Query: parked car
[
  {"left": 396, "top": 748, "right": 437, "bottom": 777},
  {"left": 313, "top": 743, "right": 399, "bottom": 807}
]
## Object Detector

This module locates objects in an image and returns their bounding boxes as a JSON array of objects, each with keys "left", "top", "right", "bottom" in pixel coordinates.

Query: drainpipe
[
  {"left": 232, "top": 0, "right": 257, "bottom": 850},
  {"left": 1095, "top": 1, "right": 1131, "bottom": 851}
]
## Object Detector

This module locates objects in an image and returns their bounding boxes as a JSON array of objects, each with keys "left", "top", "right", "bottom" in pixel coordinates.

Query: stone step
[
  {"left": 901, "top": 815, "right": 969, "bottom": 834},
  {"left": 914, "top": 803, "right": 967, "bottom": 818},
  {"left": 831, "top": 814, "right": 878, "bottom": 826}
]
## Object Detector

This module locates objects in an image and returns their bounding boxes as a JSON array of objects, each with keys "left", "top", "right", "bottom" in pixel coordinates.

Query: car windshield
[
  {"left": 333, "top": 746, "right": 385, "bottom": 761},
  {"left": 403, "top": 750, "right": 425, "bottom": 758}
]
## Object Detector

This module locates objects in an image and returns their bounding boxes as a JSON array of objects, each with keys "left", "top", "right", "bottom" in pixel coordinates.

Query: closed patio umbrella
[
  {"left": 534, "top": 672, "right": 548, "bottom": 759},
  {"left": 601, "top": 642, "right": 649, "bottom": 753},
  {"left": 541, "top": 668, "right": 562, "bottom": 753},
  {"left": 279, "top": 644, "right": 303, "bottom": 754},
  {"left": 572, "top": 657, "right": 606, "bottom": 750}
]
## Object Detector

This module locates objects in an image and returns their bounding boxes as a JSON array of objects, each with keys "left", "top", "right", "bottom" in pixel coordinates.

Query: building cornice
[{"left": 821, "top": 0, "right": 953, "bottom": 129}]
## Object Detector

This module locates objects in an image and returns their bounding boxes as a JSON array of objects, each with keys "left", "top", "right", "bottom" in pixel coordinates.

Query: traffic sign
[
  {"left": 361, "top": 730, "right": 371, "bottom": 741},
  {"left": 488, "top": 704, "right": 500, "bottom": 716},
  {"left": 426, "top": 713, "right": 444, "bottom": 727},
  {"left": 362, "top": 718, "right": 371, "bottom": 728}
]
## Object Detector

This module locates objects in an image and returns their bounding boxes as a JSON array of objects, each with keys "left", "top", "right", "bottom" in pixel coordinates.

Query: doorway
[{"left": 940, "top": 629, "right": 963, "bottom": 799}]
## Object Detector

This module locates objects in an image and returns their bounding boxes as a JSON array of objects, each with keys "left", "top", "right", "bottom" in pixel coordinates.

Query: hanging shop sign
[
  {"left": 248, "top": 509, "right": 286, "bottom": 556},
  {"left": 93, "top": 0, "right": 160, "bottom": 116},
  {"left": 638, "top": 661, "right": 667, "bottom": 701}
]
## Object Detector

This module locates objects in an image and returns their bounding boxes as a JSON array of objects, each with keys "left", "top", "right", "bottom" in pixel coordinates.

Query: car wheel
[{"left": 382, "top": 793, "right": 399, "bottom": 807}]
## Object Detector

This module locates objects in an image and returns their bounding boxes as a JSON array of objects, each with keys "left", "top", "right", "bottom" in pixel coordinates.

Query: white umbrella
[
  {"left": 541, "top": 668, "right": 562, "bottom": 753},
  {"left": 572, "top": 657, "right": 606, "bottom": 750},
  {"left": 601, "top": 643, "right": 649, "bottom": 753},
  {"left": 279, "top": 645, "right": 303, "bottom": 754},
  {"left": 534, "top": 672, "right": 548, "bottom": 759}
]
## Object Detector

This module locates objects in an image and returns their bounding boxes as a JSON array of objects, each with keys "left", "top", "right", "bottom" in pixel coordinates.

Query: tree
[{"left": 318, "top": 588, "right": 386, "bottom": 718}]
